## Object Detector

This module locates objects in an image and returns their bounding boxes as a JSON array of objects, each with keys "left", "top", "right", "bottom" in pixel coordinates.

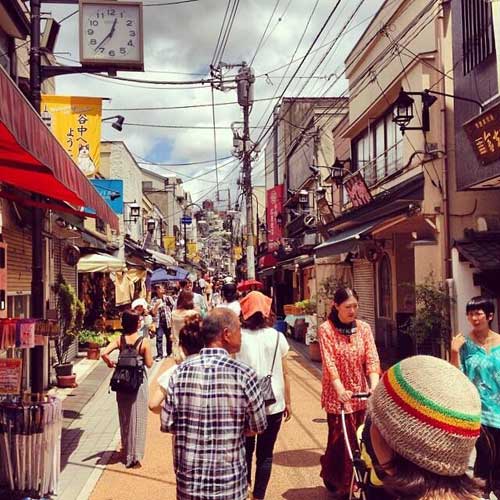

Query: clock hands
[{"left": 95, "top": 18, "right": 118, "bottom": 52}]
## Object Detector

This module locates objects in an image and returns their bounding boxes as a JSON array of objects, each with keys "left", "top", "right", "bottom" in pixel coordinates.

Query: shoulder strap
[
  {"left": 269, "top": 331, "right": 280, "bottom": 375},
  {"left": 133, "top": 337, "right": 143, "bottom": 351}
]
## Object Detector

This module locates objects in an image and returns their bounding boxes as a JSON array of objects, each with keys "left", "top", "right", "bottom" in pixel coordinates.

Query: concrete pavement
[{"left": 88, "top": 344, "right": 331, "bottom": 500}]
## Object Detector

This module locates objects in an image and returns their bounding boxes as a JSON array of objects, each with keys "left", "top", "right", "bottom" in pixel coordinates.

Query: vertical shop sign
[
  {"left": 40, "top": 95, "right": 103, "bottom": 177},
  {"left": 266, "top": 184, "right": 284, "bottom": 251}
]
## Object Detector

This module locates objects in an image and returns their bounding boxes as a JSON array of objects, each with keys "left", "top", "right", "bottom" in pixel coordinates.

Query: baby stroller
[{"left": 341, "top": 393, "right": 388, "bottom": 500}]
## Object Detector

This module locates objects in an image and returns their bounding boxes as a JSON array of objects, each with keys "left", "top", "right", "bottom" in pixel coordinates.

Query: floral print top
[
  {"left": 460, "top": 338, "right": 500, "bottom": 429},
  {"left": 318, "top": 319, "right": 380, "bottom": 414}
]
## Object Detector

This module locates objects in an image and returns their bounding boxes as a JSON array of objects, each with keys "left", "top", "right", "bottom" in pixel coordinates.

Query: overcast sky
[{"left": 48, "top": 0, "right": 384, "bottom": 207}]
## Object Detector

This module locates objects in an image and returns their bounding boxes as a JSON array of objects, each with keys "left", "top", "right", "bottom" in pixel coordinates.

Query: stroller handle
[{"left": 352, "top": 392, "right": 370, "bottom": 399}]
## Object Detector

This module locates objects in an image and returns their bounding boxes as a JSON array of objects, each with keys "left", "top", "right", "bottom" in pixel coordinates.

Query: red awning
[{"left": 0, "top": 65, "right": 118, "bottom": 230}]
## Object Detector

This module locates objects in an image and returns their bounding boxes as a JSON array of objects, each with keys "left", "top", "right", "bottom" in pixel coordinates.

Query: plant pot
[
  {"left": 87, "top": 342, "right": 99, "bottom": 349},
  {"left": 57, "top": 374, "right": 77, "bottom": 388},
  {"left": 309, "top": 342, "right": 322, "bottom": 362},
  {"left": 55, "top": 362, "right": 73, "bottom": 377},
  {"left": 87, "top": 347, "right": 101, "bottom": 360}
]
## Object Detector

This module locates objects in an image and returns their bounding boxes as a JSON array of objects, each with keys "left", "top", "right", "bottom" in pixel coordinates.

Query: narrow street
[{"left": 54, "top": 342, "right": 330, "bottom": 500}]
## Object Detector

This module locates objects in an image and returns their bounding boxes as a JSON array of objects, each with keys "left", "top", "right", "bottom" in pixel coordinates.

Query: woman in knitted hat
[
  {"left": 366, "top": 355, "right": 484, "bottom": 499},
  {"left": 236, "top": 291, "right": 291, "bottom": 500},
  {"left": 317, "top": 287, "right": 380, "bottom": 498},
  {"left": 451, "top": 296, "right": 500, "bottom": 498}
]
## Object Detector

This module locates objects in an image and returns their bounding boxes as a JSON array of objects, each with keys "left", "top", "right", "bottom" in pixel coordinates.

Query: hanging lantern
[{"left": 393, "top": 88, "right": 415, "bottom": 128}]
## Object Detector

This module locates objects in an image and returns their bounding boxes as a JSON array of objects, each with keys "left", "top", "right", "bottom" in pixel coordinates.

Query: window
[
  {"left": 378, "top": 254, "right": 392, "bottom": 318},
  {"left": 351, "top": 108, "right": 404, "bottom": 188},
  {"left": 462, "top": 0, "right": 495, "bottom": 75},
  {"left": 7, "top": 294, "right": 31, "bottom": 319}
]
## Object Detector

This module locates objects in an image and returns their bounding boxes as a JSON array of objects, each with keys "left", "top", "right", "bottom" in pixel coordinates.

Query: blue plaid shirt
[{"left": 161, "top": 348, "right": 267, "bottom": 500}]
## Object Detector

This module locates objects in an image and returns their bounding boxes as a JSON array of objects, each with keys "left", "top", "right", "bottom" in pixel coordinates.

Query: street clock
[{"left": 79, "top": 0, "right": 144, "bottom": 71}]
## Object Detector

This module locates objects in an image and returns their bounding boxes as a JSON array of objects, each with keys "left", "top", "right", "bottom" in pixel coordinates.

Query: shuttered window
[
  {"left": 353, "top": 260, "right": 376, "bottom": 334},
  {"left": 461, "top": 0, "right": 495, "bottom": 75}
]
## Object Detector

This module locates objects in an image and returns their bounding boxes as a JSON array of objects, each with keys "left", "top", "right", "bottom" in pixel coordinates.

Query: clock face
[{"left": 80, "top": 1, "right": 143, "bottom": 69}]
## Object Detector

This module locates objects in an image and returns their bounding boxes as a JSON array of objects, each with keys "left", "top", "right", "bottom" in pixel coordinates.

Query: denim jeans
[
  {"left": 156, "top": 325, "right": 172, "bottom": 358},
  {"left": 245, "top": 411, "right": 283, "bottom": 499}
]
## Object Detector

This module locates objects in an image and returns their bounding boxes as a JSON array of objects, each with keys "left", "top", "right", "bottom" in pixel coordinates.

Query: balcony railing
[{"left": 342, "top": 141, "right": 404, "bottom": 205}]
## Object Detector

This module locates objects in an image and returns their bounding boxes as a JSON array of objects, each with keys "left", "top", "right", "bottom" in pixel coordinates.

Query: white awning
[
  {"left": 77, "top": 253, "right": 127, "bottom": 273},
  {"left": 146, "top": 249, "right": 176, "bottom": 267}
]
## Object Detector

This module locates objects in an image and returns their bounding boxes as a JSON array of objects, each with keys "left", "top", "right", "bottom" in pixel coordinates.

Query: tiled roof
[{"left": 455, "top": 235, "right": 500, "bottom": 270}]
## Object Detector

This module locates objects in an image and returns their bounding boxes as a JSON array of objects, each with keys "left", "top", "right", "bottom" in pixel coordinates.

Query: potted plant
[
  {"left": 52, "top": 274, "right": 85, "bottom": 387},
  {"left": 77, "top": 329, "right": 106, "bottom": 360},
  {"left": 403, "top": 276, "right": 452, "bottom": 358}
]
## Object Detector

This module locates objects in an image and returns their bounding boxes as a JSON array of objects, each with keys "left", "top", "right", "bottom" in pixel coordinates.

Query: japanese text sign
[
  {"left": 344, "top": 172, "right": 373, "bottom": 208},
  {"left": 463, "top": 102, "right": 500, "bottom": 166},
  {"left": 266, "top": 184, "right": 284, "bottom": 252},
  {"left": 41, "top": 95, "right": 103, "bottom": 177},
  {"left": 0, "top": 359, "right": 22, "bottom": 395}
]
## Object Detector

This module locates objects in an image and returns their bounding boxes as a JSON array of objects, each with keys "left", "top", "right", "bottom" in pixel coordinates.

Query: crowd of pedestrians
[{"left": 100, "top": 276, "right": 500, "bottom": 500}]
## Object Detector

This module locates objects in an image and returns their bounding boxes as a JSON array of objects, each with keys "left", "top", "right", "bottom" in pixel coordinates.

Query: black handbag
[{"left": 259, "top": 332, "right": 280, "bottom": 406}]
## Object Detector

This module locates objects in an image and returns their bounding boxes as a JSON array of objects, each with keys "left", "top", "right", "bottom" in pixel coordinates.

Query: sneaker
[{"left": 155, "top": 356, "right": 163, "bottom": 361}]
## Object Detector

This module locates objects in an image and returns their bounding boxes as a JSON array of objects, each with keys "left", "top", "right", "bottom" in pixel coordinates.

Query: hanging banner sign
[
  {"left": 187, "top": 242, "right": 198, "bottom": 259},
  {"left": 41, "top": 95, "right": 103, "bottom": 177},
  {"left": 0, "top": 358, "right": 22, "bottom": 395},
  {"left": 163, "top": 236, "right": 176, "bottom": 253},
  {"left": 266, "top": 184, "right": 284, "bottom": 252},
  {"left": 344, "top": 172, "right": 373, "bottom": 208}
]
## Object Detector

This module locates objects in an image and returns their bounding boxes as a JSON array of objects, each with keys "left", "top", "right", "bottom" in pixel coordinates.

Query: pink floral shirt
[{"left": 318, "top": 319, "right": 380, "bottom": 414}]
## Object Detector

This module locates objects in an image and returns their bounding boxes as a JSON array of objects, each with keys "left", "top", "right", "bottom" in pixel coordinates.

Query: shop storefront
[{"left": 0, "top": 64, "right": 118, "bottom": 394}]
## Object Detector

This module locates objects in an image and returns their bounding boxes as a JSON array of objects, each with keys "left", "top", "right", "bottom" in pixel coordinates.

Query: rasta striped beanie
[{"left": 368, "top": 355, "right": 481, "bottom": 476}]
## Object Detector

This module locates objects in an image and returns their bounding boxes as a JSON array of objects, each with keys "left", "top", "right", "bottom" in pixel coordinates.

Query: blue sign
[
  {"left": 181, "top": 216, "right": 192, "bottom": 225},
  {"left": 91, "top": 179, "right": 124, "bottom": 215}
]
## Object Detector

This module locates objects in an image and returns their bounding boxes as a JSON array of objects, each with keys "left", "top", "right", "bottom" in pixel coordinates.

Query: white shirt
[
  {"left": 236, "top": 327, "right": 289, "bottom": 415},
  {"left": 217, "top": 300, "right": 241, "bottom": 317},
  {"left": 157, "top": 354, "right": 198, "bottom": 392}
]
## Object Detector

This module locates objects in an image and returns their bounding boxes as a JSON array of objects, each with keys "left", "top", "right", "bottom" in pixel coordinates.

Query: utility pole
[
  {"left": 29, "top": 0, "right": 45, "bottom": 395},
  {"left": 236, "top": 63, "right": 256, "bottom": 279}
]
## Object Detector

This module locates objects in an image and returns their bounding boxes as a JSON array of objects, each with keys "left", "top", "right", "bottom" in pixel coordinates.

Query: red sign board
[
  {"left": 344, "top": 172, "right": 373, "bottom": 208},
  {"left": 463, "top": 102, "right": 500, "bottom": 166},
  {"left": 0, "top": 359, "right": 22, "bottom": 395},
  {"left": 266, "top": 184, "right": 284, "bottom": 251}
]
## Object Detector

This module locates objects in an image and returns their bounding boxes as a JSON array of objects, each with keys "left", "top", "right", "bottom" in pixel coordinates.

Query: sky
[{"left": 48, "top": 0, "right": 385, "bottom": 208}]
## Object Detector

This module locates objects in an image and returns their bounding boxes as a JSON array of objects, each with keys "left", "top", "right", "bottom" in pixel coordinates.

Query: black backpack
[{"left": 110, "top": 337, "right": 144, "bottom": 393}]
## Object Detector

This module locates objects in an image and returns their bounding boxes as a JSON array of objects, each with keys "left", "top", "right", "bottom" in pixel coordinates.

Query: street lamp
[
  {"left": 102, "top": 115, "right": 125, "bottom": 132},
  {"left": 146, "top": 218, "right": 156, "bottom": 234},
  {"left": 329, "top": 158, "right": 352, "bottom": 186},
  {"left": 123, "top": 201, "right": 141, "bottom": 222},
  {"left": 393, "top": 88, "right": 415, "bottom": 129}
]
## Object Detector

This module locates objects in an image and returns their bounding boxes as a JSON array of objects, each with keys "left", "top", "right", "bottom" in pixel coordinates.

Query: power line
[
  {"left": 249, "top": 0, "right": 281, "bottom": 66},
  {"left": 103, "top": 96, "right": 276, "bottom": 111},
  {"left": 143, "top": 0, "right": 199, "bottom": 5},
  {"left": 216, "top": 0, "right": 240, "bottom": 64},
  {"left": 137, "top": 155, "right": 233, "bottom": 166},
  {"left": 211, "top": 0, "right": 233, "bottom": 67}
]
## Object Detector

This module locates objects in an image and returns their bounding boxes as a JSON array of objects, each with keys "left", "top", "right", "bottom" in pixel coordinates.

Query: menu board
[{"left": 0, "top": 359, "right": 22, "bottom": 395}]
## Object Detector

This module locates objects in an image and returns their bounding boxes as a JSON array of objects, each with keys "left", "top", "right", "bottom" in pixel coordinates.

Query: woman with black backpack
[{"left": 102, "top": 310, "right": 153, "bottom": 468}]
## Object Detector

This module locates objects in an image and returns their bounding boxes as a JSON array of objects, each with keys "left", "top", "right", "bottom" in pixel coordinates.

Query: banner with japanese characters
[{"left": 40, "top": 95, "right": 102, "bottom": 177}]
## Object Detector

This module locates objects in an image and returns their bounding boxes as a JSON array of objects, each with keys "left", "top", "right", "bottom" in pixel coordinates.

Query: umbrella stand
[{"left": 0, "top": 396, "right": 62, "bottom": 496}]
